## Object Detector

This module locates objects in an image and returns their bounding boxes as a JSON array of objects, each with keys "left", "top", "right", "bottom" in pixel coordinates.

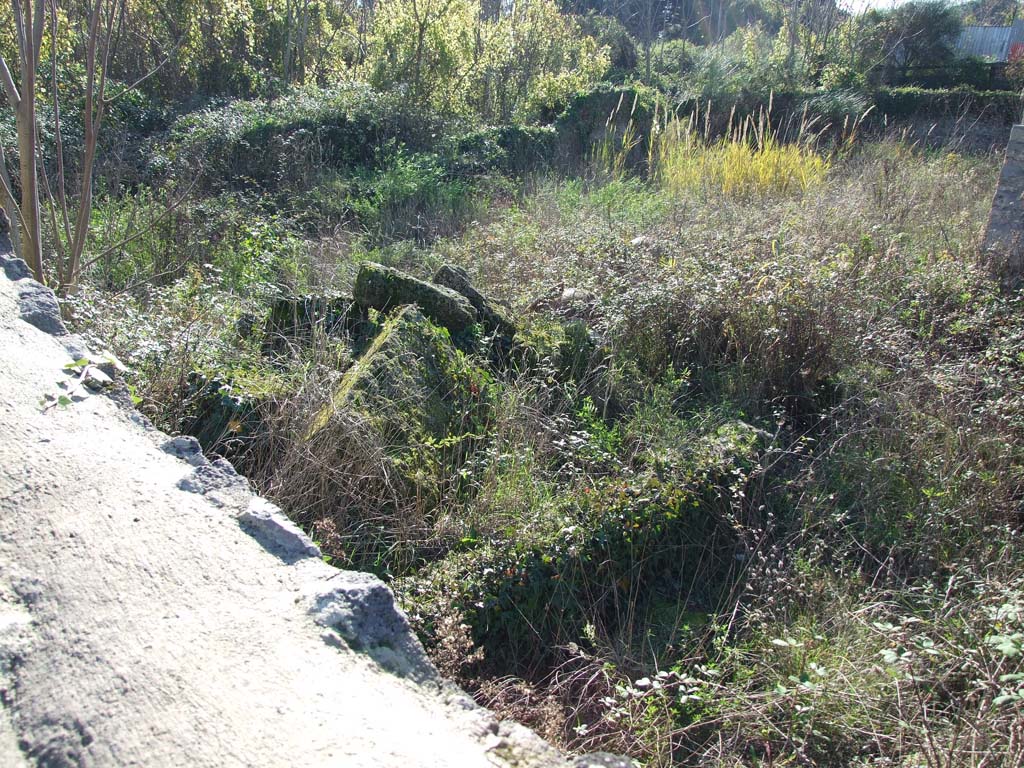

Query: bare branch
[
  {"left": 79, "top": 178, "right": 200, "bottom": 273},
  {"left": 11, "top": 0, "right": 28, "bottom": 71},
  {"left": 0, "top": 142, "right": 26, "bottom": 254},
  {"left": 62, "top": 0, "right": 106, "bottom": 288},
  {"left": 104, "top": 51, "right": 176, "bottom": 104},
  {"left": 37, "top": 140, "right": 68, "bottom": 267},
  {"left": 48, "top": 1, "right": 73, "bottom": 249},
  {"left": 0, "top": 55, "right": 20, "bottom": 109},
  {"left": 10, "top": 0, "right": 45, "bottom": 282}
]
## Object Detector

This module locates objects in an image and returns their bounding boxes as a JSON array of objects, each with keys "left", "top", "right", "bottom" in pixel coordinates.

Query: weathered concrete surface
[
  {"left": 982, "top": 124, "right": 1024, "bottom": 289},
  {"left": 0, "top": 250, "right": 567, "bottom": 767}
]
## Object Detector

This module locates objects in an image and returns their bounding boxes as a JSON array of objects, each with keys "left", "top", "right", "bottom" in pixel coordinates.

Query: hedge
[{"left": 872, "top": 86, "right": 1022, "bottom": 123}]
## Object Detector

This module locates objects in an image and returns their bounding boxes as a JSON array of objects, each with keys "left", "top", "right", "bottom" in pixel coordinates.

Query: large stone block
[
  {"left": 308, "top": 305, "right": 488, "bottom": 442},
  {"left": 982, "top": 124, "right": 1024, "bottom": 290},
  {"left": 433, "top": 264, "right": 516, "bottom": 341},
  {"left": 354, "top": 262, "right": 475, "bottom": 334},
  {"left": 306, "top": 306, "right": 491, "bottom": 505}
]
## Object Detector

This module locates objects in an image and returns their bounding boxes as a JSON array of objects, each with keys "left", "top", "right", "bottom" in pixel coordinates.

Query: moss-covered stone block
[
  {"left": 307, "top": 305, "right": 492, "bottom": 499},
  {"left": 433, "top": 264, "right": 515, "bottom": 340},
  {"left": 354, "top": 262, "right": 476, "bottom": 334},
  {"left": 432, "top": 264, "right": 517, "bottom": 366}
]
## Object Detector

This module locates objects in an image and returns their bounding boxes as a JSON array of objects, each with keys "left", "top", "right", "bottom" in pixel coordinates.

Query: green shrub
[
  {"left": 650, "top": 38, "right": 695, "bottom": 82},
  {"left": 402, "top": 464, "right": 752, "bottom": 677},
  {"left": 554, "top": 83, "right": 665, "bottom": 172},
  {"left": 576, "top": 13, "right": 639, "bottom": 79},
  {"left": 449, "top": 125, "right": 558, "bottom": 176},
  {"left": 873, "top": 86, "right": 1021, "bottom": 122},
  {"left": 87, "top": 191, "right": 309, "bottom": 297},
  {"left": 341, "top": 148, "right": 486, "bottom": 241},
  {"left": 161, "top": 84, "right": 452, "bottom": 192},
  {"left": 798, "top": 90, "right": 870, "bottom": 124}
]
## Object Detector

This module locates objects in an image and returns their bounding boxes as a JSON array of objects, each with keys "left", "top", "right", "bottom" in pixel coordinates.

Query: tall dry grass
[
  {"left": 653, "top": 115, "right": 829, "bottom": 198},
  {"left": 77, "top": 120, "right": 1020, "bottom": 767},
  {"left": 426, "top": 136, "right": 1021, "bottom": 767}
]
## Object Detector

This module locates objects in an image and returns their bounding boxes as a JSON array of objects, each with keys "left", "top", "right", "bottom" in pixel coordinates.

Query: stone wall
[{"left": 982, "top": 124, "right": 1024, "bottom": 289}]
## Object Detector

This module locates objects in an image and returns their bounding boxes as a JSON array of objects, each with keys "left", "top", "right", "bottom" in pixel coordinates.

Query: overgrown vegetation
[
  {"left": 7, "top": 0, "right": 1024, "bottom": 765},
  {"left": 69, "top": 124, "right": 1024, "bottom": 765}
]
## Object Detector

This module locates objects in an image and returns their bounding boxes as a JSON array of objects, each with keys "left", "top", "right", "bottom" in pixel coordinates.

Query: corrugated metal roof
[
  {"left": 956, "top": 21, "right": 1024, "bottom": 62},
  {"left": 957, "top": 25, "right": 1012, "bottom": 60}
]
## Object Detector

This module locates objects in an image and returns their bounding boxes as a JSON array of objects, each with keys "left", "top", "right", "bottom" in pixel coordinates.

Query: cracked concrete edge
[
  {"left": 0, "top": 248, "right": 574, "bottom": 768},
  {"left": 303, "top": 568, "right": 440, "bottom": 684},
  {"left": 0, "top": 599, "right": 31, "bottom": 768},
  {"left": 0, "top": 711, "right": 27, "bottom": 768}
]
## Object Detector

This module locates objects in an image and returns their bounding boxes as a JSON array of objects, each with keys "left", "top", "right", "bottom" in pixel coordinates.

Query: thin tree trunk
[
  {"left": 7, "top": 0, "right": 45, "bottom": 282},
  {"left": 17, "top": 62, "right": 42, "bottom": 281},
  {"left": 62, "top": 0, "right": 114, "bottom": 292},
  {"left": 284, "top": 0, "right": 294, "bottom": 82},
  {"left": 0, "top": 143, "right": 22, "bottom": 256}
]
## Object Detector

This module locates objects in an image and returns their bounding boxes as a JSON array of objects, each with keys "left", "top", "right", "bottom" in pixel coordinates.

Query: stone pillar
[{"left": 982, "top": 124, "right": 1024, "bottom": 290}]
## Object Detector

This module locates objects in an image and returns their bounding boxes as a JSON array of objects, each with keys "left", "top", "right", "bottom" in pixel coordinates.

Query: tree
[
  {"left": 364, "top": 0, "right": 608, "bottom": 120},
  {"left": 1, "top": 0, "right": 132, "bottom": 290},
  {"left": 474, "top": 0, "right": 609, "bottom": 121},
  {"left": 960, "top": 0, "right": 1022, "bottom": 27},
  {"left": 0, "top": 0, "right": 45, "bottom": 282},
  {"left": 365, "top": 0, "right": 477, "bottom": 112},
  {"left": 627, "top": 0, "right": 671, "bottom": 80},
  {"left": 562, "top": 0, "right": 668, "bottom": 80},
  {"left": 867, "top": 1, "right": 962, "bottom": 81}
]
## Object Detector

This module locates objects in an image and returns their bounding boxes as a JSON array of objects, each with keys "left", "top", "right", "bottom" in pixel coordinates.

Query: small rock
[
  {"left": 238, "top": 497, "right": 321, "bottom": 559},
  {"left": 306, "top": 572, "right": 436, "bottom": 681},
  {"left": 161, "top": 436, "right": 208, "bottom": 467},
  {"left": 81, "top": 367, "right": 113, "bottom": 391},
  {"left": 62, "top": 338, "right": 91, "bottom": 363},
  {"left": 0, "top": 253, "right": 32, "bottom": 281},
  {"left": 177, "top": 460, "right": 248, "bottom": 496},
  {"left": 527, "top": 285, "right": 599, "bottom": 322},
  {"left": 17, "top": 282, "right": 67, "bottom": 336}
]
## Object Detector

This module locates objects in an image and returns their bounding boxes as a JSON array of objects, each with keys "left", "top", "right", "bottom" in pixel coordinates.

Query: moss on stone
[
  {"left": 354, "top": 262, "right": 476, "bottom": 334},
  {"left": 432, "top": 264, "right": 516, "bottom": 340},
  {"left": 306, "top": 305, "right": 493, "bottom": 498},
  {"left": 513, "top": 318, "right": 596, "bottom": 382}
]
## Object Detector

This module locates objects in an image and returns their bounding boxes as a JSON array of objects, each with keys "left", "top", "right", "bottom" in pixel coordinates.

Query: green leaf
[
  {"left": 987, "top": 633, "right": 1024, "bottom": 658},
  {"left": 127, "top": 384, "right": 143, "bottom": 406},
  {"left": 100, "top": 349, "right": 130, "bottom": 373}
]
